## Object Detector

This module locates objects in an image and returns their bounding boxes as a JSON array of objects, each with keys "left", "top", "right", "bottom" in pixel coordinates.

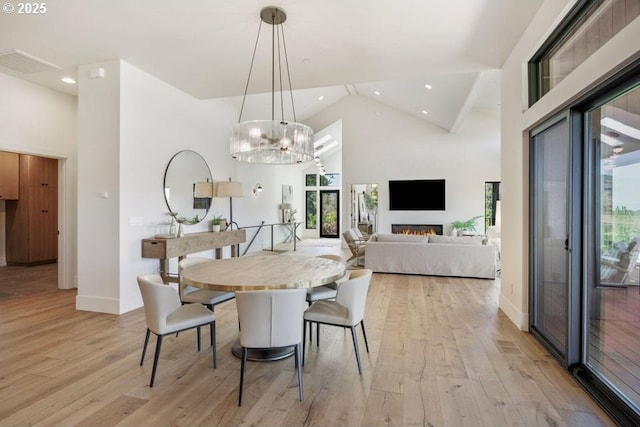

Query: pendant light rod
[
  {"left": 237, "top": 20, "right": 264, "bottom": 123},
  {"left": 271, "top": 9, "right": 275, "bottom": 121}
]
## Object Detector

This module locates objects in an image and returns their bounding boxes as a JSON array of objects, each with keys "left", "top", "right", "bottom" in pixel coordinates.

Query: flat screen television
[{"left": 389, "top": 179, "right": 445, "bottom": 210}]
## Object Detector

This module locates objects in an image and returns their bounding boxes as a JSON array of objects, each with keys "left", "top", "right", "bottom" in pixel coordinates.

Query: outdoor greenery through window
[
  {"left": 484, "top": 182, "right": 500, "bottom": 232},
  {"left": 306, "top": 191, "right": 317, "bottom": 229},
  {"left": 305, "top": 173, "right": 341, "bottom": 230},
  {"left": 529, "top": 0, "right": 640, "bottom": 105}
]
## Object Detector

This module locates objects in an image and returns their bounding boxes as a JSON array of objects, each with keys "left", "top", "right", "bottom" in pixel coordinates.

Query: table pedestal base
[{"left": 231, "top": 338, "right": 295, "bottom": 361}]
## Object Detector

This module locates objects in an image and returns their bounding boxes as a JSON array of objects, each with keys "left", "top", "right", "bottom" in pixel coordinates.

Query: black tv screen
[{"left": 389, "top": 179, "right": 445, "bottom": 210}]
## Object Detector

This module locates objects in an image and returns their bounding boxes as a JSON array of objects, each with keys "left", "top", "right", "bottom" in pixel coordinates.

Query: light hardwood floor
[{"left": 0, "top": 262, "right": 615, "bottom": 426}]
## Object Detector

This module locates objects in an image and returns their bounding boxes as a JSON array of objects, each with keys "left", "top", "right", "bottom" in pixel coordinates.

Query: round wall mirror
[{"left": 163, "top": 150, "right": 212, "bottom": 224}]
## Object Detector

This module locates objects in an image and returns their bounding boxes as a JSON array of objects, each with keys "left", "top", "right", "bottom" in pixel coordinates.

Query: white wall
[
  {"left": 75, "top": 60, "right": 317, "bottom": 313},
  {"left": 500, "top": 0, "right": 640, "bottom": 329},
  {"left": 235, "top": 161, "right": 308, "bottom": 253},
  {"left": 76, "top": 60, "right": 241, "bottom": 313},
  {"left": 0, "top": 72, "right": 77, "bottom": 290},
  {"left": 76, "top": 61, "right": 122, "bottom": 313},
  {"left": 306, "top": 95, "right": 501, "bottom": 237}
]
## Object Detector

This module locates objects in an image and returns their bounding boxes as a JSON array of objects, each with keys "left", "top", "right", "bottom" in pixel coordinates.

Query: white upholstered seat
[
  {"left": 303, "top": 269, "right": 372, "bottom": 374},
  {"left": 137, "top": 274, "right": 217, "bottom": 387},
  {"left": 178, "top": 257, "right": 235, "bottom": 309},
  {"left": 305, "top": 254, "right": 344, "bottom": 305},
  {"left": 235, "top": 288, "right": 306, "bottom": 406}
]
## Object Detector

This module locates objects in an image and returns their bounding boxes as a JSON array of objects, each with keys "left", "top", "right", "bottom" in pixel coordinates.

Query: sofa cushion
[
  {"left": 372, "top": 233, "right": 429, "bottom": 244},
  {"left": 428, "top": 235, "right": 484, "bottom": 245}
]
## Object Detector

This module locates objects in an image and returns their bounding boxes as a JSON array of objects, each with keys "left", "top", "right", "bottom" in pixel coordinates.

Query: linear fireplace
[{"left": 392, "top": 224, "right": 443, "bottom": 235}]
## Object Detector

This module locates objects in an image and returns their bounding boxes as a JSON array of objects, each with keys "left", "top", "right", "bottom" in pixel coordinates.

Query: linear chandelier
[{"left": 230, "top": 6, "right": 314, "bottom": 164}]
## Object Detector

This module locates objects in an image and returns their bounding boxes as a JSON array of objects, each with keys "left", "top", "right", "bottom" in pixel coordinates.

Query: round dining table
[{"left": 181, "top": 253, "right": 346, "bottom": 360}]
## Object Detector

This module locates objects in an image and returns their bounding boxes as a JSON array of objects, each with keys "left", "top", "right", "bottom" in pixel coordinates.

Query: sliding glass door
[
  {"left": 530, "top": 72, "right": 640, "bottom": 423},
  {"left": 584, "top": 83, "right": 640, "bottom": 411},
  {"left": 530, "top": 117, "right": 571, "bottom": 359}
]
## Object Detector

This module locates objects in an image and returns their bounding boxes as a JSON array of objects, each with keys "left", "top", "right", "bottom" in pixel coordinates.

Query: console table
[{"left": 141, "top": 230, "right": 246, "bottom": 283}]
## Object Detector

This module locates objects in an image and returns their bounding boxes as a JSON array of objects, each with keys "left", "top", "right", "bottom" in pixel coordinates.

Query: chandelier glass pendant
[{"left": 230, "top": 6, "right": 314, "bottom": 164}]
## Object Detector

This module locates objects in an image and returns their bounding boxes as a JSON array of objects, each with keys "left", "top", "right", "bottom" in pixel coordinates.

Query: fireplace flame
[{"left": 400, "top": 228, "right": 436, "bottom": 236}]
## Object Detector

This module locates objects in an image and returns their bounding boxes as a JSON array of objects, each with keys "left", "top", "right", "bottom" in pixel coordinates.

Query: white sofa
[{"left": 364, "top": 233, "right": 497, "bottom": 279}]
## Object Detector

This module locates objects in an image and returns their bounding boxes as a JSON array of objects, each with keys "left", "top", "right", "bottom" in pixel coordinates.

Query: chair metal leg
[
  {"left": 140, "top": 328, "right": 151, "bottom": 366},
  {"left": 295, "top": 343, "right": 304, "bottom": 401},
  {"left": 316, "top": 323, "right": 320, "bottom": 347},
  {"left": 302, "top": 321, "right": 307, "bottom": 367},
  {"left": 360, "top": 320, "right": 370, "bottom": 353},
  {"left": 238, "top": 347, "right": 248, "bottom": 406},
  {"left": 150, "top": 335, "right": 164, "bottom": 387},
  {"left": 197, "top": 326, "right": 201, "bottom": 351},
  {"left": 211, "top": 321, "right": 216, "bottom": 368},
  {"left": 350, "top": 326, "right": 363, "bottom": 375}
]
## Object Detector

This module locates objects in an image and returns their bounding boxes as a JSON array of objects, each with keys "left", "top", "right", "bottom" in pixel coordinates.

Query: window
[
  {"left": 305, "top": 174, "right": 317, "bottom": 187},
  {"left": 319, "top": 173, "right": 340, "bottom": 187},
  {"left": 529, "top": 0, "right": 640, "bottom": 105}
]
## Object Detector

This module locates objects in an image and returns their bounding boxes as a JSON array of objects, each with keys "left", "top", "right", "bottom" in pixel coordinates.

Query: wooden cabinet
[
  {"left": 6, "top": 154, "right": 58, "bottom": 265},
  {"left": 0, "top": 151, "right": 19, "bottom": 200}
]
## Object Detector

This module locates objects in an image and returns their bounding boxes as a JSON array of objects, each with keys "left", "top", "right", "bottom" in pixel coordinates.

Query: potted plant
[
  {"left": 209, "top": 215, "right": 223, "bottom": 232},
  {"left": 450, "top": 215, "right": 482, "bottom": 236}
]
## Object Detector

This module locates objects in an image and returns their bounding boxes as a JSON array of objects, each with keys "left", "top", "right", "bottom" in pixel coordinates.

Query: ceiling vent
[{"left": 0, "top": 49, "right": 61, "bottom": 73}]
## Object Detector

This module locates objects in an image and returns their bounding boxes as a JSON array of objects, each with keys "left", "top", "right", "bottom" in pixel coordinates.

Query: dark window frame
[{"left": 529, "top": 0, "right": 605, "bottom": 106}]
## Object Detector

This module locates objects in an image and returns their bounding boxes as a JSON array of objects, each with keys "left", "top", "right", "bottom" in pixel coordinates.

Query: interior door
[{"left": 319, "top": 190, "right": 339, "bottom": 238}]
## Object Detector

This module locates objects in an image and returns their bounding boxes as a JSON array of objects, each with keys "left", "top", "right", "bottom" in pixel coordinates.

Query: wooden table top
[{"left": 181, "top": 254, "right": 346, "bottom": 291}]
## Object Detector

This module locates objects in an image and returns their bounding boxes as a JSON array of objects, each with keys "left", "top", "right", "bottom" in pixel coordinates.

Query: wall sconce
[{"left": 252, "top": 183, "right": 263, "bottom": 196}]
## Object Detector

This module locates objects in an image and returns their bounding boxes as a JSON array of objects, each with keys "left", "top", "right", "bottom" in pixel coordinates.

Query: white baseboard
[
  {"left": 499, "top": 294, "right": 529, "bottom": 331},
  {"left": 76, "top": 295, "right": 120, "bottom": 314}
]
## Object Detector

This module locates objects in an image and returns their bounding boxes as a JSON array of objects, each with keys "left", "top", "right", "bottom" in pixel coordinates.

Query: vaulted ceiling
[{"left": 0, "top": 0, "right": 543, "bottom": 132}]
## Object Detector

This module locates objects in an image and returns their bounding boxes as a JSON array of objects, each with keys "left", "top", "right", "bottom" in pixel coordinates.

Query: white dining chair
[
  {"left": 305, "top": 254, "right": 347, "bottom": 341},
  {"left": 305, "top": 254, "right": 344, "bottom": 305},
  {"left": 303, "top": 269, "right": 372, "bottom": 374},
  {"left": 178, "top": 257, "right": 235, "bottom": 310},
  {"left": 137, "top": 274, "right": 217, "bottom": 387},
  {"left": 235, "top": 288, "right": 306, "bottom": 406}
]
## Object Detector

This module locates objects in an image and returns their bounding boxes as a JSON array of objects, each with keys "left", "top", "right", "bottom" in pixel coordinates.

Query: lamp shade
[
  {"left": 194, "top": 182, "right": 214, "bottom": 198},
  {"left": 230, "top": 120, "right": 314, "bottom": 164},
  {"left": 215, "top": 181, "right": 243, "bottom": 198}
]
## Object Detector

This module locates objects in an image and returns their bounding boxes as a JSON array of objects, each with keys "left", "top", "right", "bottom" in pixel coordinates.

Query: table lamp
[{"left": 214, "top": 178, "right": 243, "bottom": 230}]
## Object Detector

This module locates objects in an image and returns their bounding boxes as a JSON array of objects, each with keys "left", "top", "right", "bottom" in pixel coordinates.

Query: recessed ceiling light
[
  {"left": 421, "top": 110, "right": 429, "bottom": 115},
  {"left": 374, "top": 90, "right": 380, "bottom": 95},
  {"left": 318, "top": 95, "right": 324, "bottom": 101},
  {"left": 61, "top": 77, "right": 76, "bottom": 84},
  {"left": 424, "top": 84, "right": 432, "bottom": 90}
]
